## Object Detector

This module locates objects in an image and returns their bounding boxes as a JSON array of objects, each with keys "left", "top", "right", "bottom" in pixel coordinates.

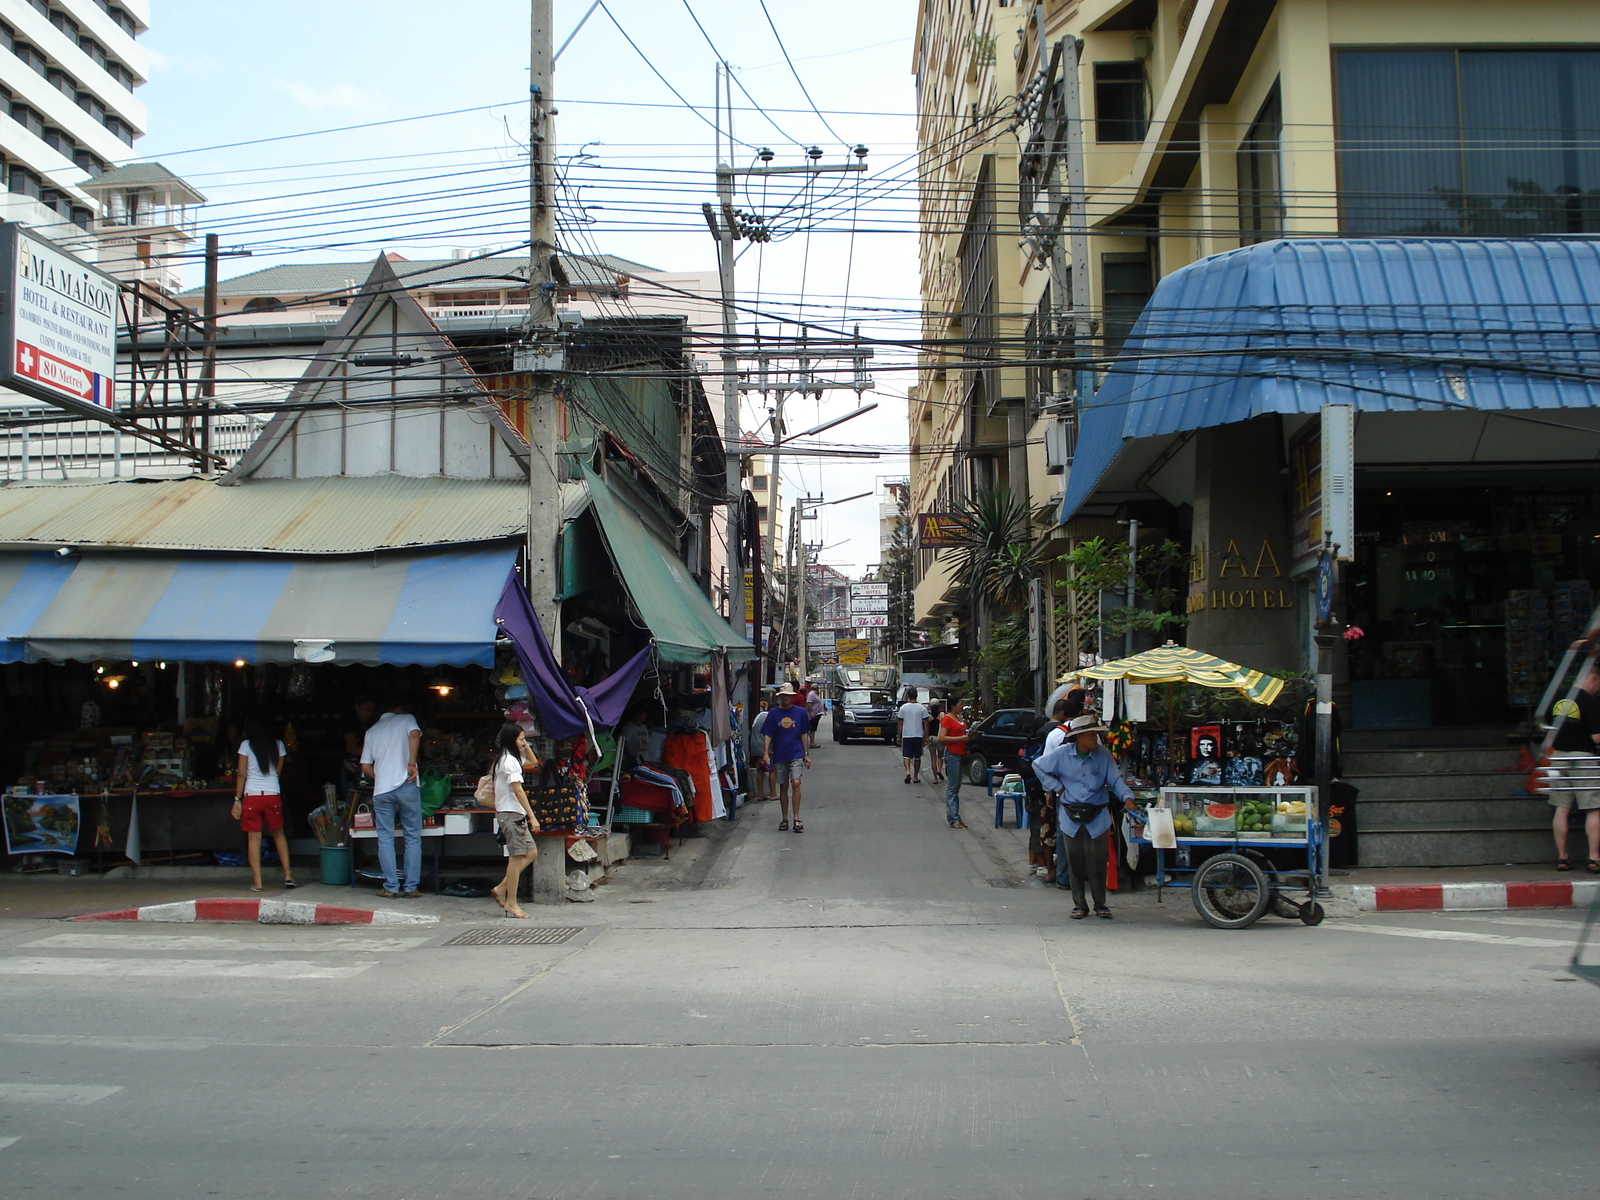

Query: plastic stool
[{"left": 994, "top": 790, "right": 1027, "bottom": 829}]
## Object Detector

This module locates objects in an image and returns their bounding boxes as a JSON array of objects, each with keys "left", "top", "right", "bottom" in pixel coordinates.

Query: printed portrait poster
[
  {"left": 1188, "top": 724, "right": 1223, "bottom": 786},
  {"left": 3, "top": 792, "right": 80, "bottom": 855}
]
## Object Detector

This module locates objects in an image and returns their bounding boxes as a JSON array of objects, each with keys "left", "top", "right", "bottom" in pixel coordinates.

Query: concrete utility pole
[
  {"left": 1119, "top": 516, "right": 1139, "bottom": 658},
  {"left": 198, "top": 232, "right": 218, "bottom": 469},
  {"left": 517, "top": 0, "right": 563, "bottom": 640}
]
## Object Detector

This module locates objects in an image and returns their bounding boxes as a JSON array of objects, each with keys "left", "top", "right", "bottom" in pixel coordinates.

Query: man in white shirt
[
  {"left": 896, "top": 689, "right": 931, "bottom": 785},
  {"left": 360, "top": 699, "right": 423, "bottom": 899}
]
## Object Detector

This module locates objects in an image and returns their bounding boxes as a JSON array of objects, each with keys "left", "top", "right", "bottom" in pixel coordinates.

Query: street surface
[{"left": 1, "top": 728, "right": 1596, "bottom": 1199}]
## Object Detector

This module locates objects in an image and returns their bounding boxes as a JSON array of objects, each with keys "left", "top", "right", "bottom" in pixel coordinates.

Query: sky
[{"left": 133, "top": 0, "right": 926, "bottom": 575}]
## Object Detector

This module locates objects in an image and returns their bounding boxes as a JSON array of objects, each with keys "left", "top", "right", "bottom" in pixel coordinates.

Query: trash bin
[{"left": 318, "top": 844, "right": 352, "bottom": 886}]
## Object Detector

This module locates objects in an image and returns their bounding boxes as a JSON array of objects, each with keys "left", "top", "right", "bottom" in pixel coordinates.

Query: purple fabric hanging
[{"left": 494, "top": 574, "right": 651, "bottom": 737}]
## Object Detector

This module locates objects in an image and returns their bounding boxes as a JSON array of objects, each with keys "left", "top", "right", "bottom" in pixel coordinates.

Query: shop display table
[{"left": 349, "top": 824, "right": 447, "bottom": 893}]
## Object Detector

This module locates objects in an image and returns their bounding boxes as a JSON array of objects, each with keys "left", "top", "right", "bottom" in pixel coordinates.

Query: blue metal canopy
[{"left": 1061, "top": 238, "right": 1600, "bottom": 520}]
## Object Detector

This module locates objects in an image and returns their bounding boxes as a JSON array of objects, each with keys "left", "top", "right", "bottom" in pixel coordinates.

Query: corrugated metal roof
[
  {"left": 1063, "top": 238, "right": 1600, "bottom": 520},
  {"left": 181, "top": 253, "right": 657, "bottom": 300},
  {"left": 84, "top": 162, "right": 207, "bottom": 203},
  {"left": 0, "top": 475, "right": 528, "bottom": 555}
]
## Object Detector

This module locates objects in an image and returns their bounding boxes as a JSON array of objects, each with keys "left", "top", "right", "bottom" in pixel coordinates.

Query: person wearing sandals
[
  {"left": 763, "top": 685, "right": 811, "bottom": 831},
  {"left": 232, "top": 719, "right": 296, "bottom": 893},
  {"left": 937, "top": 697, "right": 970, "bottom": 828},
  {"left": 925, "top": 701, "right": 945, "bottom": 783},
  {"left": 489, "top": 723, "right": 542, "bottom": 918},
  {"left": 1546, "top": 654, "right": 1600, "bottom": 874},
  {"left": 1032, "top": 714, "right": 1135, "bottom": 919},
  {"left": 896, "top": 688, "right": 929, "bottom": 785}
]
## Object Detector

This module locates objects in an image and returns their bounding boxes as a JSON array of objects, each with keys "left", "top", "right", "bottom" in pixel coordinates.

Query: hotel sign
[{"left": 0, "top": 225, "right": 118, "bottom": 417}]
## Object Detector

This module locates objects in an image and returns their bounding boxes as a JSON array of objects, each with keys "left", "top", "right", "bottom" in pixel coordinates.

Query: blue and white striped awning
[{"left": 0, "top": 545, "right": 519, "bottom": 666}]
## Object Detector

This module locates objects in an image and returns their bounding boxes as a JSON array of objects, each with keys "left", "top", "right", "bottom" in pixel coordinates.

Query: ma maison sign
[{"left": 0, "top": 225, "right": 118, "bottom": 416}]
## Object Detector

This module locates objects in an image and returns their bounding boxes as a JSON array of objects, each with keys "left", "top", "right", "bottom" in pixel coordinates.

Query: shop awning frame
[
  {"left": 577, "top": 464, "right": 756, "bottom": 664},
  {"left": 2, "top": 544, "right": 519, "bottom": 667},
  {"left": 1063, "top": 238, "right": 1600, "bottom": 521}
]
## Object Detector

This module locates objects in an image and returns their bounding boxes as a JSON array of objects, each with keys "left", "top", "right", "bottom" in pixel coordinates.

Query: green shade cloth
[
  {"left": 580, "top": 465, "right": 755, "bottom": 664},
  {"left": 1073, "top": 642, "right": 1283, "bottom": 706}
]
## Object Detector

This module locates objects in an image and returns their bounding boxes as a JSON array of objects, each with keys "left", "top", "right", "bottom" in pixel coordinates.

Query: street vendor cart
[
  {"left": 1076, "top": 642, "right": 1324, "bottom": 928},
  {"left": 1132, "top": 785, "right": 1326, "bottom": 928}
]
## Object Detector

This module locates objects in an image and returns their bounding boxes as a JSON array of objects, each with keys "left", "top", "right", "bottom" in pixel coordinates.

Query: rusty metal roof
[{"left": 0, "top": 475, "right": 528, "bottom": 555}]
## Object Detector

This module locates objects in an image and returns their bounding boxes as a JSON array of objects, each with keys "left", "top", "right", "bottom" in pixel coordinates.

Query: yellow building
[{"left": 915, "top": 0, "right": 1600, "bottom": 685}]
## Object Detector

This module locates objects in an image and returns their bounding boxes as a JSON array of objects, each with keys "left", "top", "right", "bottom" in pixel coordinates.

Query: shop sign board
[
  {"left": 837, "top": 638, "right": 870, "bottom": 664},
  {"left": 0, "top": 225, "right": 118, "bottom": 417},
  {"left": 916, "top": 512, "right": 968, "bottom": 548},
  {"left": 806, "top": 630, "right": 838, "bottom": 650},
  {"left": 853, "top": 614, "right": 888, "bottom": 627},
  {"left": 813, "top": 617, "right": 850, "bottom": 630},
  {"left": 743, "top": 571, "right": 754, "bottom": 622},
  {"left": 850, "top": 594, "right": 888, "bottom": 614}
]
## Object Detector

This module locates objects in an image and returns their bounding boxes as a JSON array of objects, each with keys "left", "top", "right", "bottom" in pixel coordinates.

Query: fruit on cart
[{"left": 1205, "top": 803, "right": 1235, "bottom": 820}]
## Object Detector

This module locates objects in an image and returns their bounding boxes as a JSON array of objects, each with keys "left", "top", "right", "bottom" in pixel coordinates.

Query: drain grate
[
  {"left": 443, "top": 926, "right": 585, "bottom": 946},
  {"left": 645, "top": 877, "right": 741, "bottom": 892}
]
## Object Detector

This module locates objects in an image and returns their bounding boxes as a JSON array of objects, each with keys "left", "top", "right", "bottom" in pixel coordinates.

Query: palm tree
[{"left": 944, "top": 488, "right": 1042, "bottom": 704}]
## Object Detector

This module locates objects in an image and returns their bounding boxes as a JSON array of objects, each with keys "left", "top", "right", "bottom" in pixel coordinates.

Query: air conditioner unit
[{"left": 1043, "top": 415, "right": 1076, "bottom": 475}]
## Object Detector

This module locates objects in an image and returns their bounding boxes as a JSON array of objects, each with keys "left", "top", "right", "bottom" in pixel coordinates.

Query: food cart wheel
[
  {"left": 1298, "top": 901, "right": 1325, "bottom": 927},
  {"left": 1191, "top": 853, "right": 1271, "bottom": 930}
]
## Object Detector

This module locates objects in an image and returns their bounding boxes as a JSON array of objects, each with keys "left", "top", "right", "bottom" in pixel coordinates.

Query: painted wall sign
[{"left": 0, "top": 225, "right": 118, "bottom": 417}]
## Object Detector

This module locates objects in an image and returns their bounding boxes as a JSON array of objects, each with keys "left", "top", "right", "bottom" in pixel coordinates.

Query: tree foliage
[
  {"left": 946, "top": 487, "right": 1042, "bottom": 610},
  {"left": 1057, "top": 536, "right": 1189, "bottom": 641}
]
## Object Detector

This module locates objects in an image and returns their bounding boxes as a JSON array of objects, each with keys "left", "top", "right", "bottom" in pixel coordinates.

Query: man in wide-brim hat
[{"left": 1031, "top": 713, "right": 1134, "bottom": 920}]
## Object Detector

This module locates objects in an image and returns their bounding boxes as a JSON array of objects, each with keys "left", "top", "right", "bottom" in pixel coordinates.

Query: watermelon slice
[{"left": 1204, "top": 803, "right": 1235, "bottom": 819}]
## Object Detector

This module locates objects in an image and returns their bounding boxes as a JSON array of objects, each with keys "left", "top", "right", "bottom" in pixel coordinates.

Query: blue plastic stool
[{"left": 993, "top": 788, "right": 1027, "bottom": 829}]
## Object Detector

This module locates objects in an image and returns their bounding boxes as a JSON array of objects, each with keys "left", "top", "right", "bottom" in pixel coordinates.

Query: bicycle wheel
[{"left": 1192, "top": 853, "right": 1271, "bottom": 929}]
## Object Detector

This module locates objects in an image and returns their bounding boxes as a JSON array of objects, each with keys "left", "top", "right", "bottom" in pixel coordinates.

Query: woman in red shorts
[{"left": 233, "top": 720, "right": 297, "bottom": 892}]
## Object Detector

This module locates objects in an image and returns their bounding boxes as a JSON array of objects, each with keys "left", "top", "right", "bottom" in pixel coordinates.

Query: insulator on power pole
[
  {"left": 758, "top": 147, "right": 775, "bottom": 162},
  {"left": 853, "top": 144, "right": 869, "bottom": 159},
  {"left": 806, "top": 146, "right": 823, "bottom": 161}
]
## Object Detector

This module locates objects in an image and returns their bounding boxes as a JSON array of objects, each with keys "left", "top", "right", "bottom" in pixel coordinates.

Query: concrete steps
[{"left": 1342, "top": 727, "right": 1546, "bottom": 867}]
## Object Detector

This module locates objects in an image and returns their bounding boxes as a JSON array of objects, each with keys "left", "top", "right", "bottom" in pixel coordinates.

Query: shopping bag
[
  {"left": 528, "top": 765, "right": 584, "bottom": 833},
  {"left": 1147, "top": 806, "right": 1177, "bottom": 849}
]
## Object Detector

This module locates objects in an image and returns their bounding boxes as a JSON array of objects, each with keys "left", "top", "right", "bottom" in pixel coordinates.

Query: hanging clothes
[
  {"left": 662, "top": 732, "right": 715, "bottom": 823},
  {"left": 703, "top": 731, "right": 726, "bottom": 820}
]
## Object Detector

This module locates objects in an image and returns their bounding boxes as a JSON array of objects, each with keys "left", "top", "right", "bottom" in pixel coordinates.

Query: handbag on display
[
  {"left": 351, "top": 801, "right": 374, "bottom": 830},
  {"left": 528, "top": 764, "right": 584, "bottom": 833}
]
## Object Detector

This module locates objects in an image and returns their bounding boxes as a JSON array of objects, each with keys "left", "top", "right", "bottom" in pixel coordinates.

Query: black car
[
  {"left": 962, "top": 708, "right": 1049, "bottom": 785},
  {"left": 832, "top": 688, "right": 900, "bottom": 744}
]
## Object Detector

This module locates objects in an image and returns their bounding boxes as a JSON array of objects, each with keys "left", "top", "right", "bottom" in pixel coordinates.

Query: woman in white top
[
  {"left": 232, "top": 720, "right": 296, "bottom": 892},
  {"left": 490, "top": 722, "right": 542, "bottom": 918}
]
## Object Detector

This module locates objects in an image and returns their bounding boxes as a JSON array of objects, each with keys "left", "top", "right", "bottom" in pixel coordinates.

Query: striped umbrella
[{"left": 1071, "top": 642, "right": 1284, "bottom": 706}]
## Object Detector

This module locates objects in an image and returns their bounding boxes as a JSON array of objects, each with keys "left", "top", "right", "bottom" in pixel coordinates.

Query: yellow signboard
[
  {"left": 837, "top": 638, "right": 870, "bottom": 664},
  {"left": 743, "top": 572, "right": 754, "bottom": 621}
]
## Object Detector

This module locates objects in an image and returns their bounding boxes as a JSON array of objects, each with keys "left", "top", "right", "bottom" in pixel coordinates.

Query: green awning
[{"left": 580, "top": 465, "right": 755, "bottom": 663}]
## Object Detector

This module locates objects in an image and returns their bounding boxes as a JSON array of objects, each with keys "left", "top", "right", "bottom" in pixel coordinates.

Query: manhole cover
[{"left": 443, "top": 926, "right": 585, "bottom": 946}]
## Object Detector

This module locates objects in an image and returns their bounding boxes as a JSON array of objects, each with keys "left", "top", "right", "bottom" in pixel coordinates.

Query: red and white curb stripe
[
  {"left": 1348, "top": 879, "right": 1600, "bottom": 913},
  {"left": 71, "top": 899, "right": 438, "bottom": 926}
]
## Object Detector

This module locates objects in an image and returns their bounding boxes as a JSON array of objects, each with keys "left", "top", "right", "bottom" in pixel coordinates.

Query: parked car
[
  {"left": 832, "top": 688, "right": 899, "bottom": 744},
  {"left": 961, "top": 708, "right": 1049, "bottom": 785}
]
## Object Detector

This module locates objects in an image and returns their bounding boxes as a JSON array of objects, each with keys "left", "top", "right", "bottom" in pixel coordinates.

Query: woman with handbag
[
  {"left": 1031, "top": 714, "right": 1136, "bottom": 920},
  {"left": 488, "top": 723, "right": 541, "bottom": 918}
]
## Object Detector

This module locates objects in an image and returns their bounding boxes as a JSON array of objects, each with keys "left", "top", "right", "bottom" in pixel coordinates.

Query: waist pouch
[{"left": 1063, "top": 802, "right": 1104, "bottom": 824}]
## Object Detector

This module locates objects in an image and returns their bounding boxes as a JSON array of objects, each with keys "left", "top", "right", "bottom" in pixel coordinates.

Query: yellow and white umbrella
[{"left": 1070, "top": 642, "right": 1284, "bottom": 707}]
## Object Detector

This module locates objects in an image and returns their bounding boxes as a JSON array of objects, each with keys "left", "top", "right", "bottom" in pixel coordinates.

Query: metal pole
[
  {"left": 1313, "top": 625, "right": 1336, "bottom": 892},
  {"left": 763, "top": 387, "right": 786, "bottom": 684},
  {"left": 797, "top": 504, "right": 809, "bottom": 685}
]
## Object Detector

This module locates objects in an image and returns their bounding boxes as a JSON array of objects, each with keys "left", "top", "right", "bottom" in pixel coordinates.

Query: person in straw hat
[{"left": 1031, "top": 713, "right": 1135, "bottom": 920}]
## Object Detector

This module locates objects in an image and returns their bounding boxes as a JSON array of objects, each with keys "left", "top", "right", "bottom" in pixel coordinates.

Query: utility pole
[
  {"left": 198, "top": 232, "right": 218, "bottom": 471},
  {"left": 1119, "top": 516, "right": 1139, "bottom": 658},
  {"left": 703, "top": 139, "right": 869, "bottom": 684},
  {"left": 516, "top": 0, "right": 564, "bottom": 639}
]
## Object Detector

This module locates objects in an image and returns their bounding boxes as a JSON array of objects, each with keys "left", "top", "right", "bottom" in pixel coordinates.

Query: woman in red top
[{"left": 937, "top": 697, "right": 969, "bottom": 828}]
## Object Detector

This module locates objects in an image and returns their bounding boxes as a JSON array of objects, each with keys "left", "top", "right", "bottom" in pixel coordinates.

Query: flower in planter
[{"left": 1342, "top": 626, "right": 1365, "bottom": 642}]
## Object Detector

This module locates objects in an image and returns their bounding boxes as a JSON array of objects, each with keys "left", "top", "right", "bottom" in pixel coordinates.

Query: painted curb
[
  {"left": 1346, "top": 879, "right": 1600, "bottom": 913},
  {"left": 71, "top": 898, "right": 438, "bottom": 926}
]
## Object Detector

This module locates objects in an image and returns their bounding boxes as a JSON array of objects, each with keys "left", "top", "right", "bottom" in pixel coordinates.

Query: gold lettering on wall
[
  {"left": 1253, "top": 538, "right": 1283, "bottom": 578},
  {"left": 1217, "top": 539, "right": 1249, "bottom": 578}
]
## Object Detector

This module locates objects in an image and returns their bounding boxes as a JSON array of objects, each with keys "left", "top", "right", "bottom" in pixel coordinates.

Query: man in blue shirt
[
  {"left": 762, "top": 686, "right": 811, "bottom": 832},
  {"left": 1031, "top": 714, "right": 1135, "bottom": 919}
]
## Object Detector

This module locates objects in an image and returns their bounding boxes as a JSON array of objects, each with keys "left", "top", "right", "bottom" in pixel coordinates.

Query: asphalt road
[{"left": 1, "top": 729, "right": 1597, "bottom": 1199}]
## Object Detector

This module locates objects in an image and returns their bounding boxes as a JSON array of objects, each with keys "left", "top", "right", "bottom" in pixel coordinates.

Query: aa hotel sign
[{"left": 1186, "top": 538, "right": 1291, "bottom": 614}]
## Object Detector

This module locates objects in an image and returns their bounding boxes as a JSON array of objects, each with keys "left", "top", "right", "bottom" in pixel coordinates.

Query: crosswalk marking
[
  {"left": 1438, "top": 914, "right": 1586, "bottom": 931},
  {"left": 1, "top": 1033, "right": 213, "bottom": 1052},
  {"left": 1329, "top": 923, "right": 1571, "bottom": 949},
  {"left": 0, "top": 1085, "right": 121, "bottom": 1105},
  {"left": 22, "top": 933, "right": 427, "bottom": 953},
  {"left": 0, "top": 957, "right": 374, "bottom": 980}
]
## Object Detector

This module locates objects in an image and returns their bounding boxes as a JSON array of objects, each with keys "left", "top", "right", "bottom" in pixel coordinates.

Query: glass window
[
  {"left": 750, "top": 474, "right": 768, "bottom": 490},
  {"left": 1336, "top": 49, "right": 1600, "bottom": 235},
  {"left": 1101, "top": 251, "right": 1153, "bottom": 359},
  {"left": 1094, "top": 61, "right": 1147, "bottom": 142},
  {"left": 1237, "top": 84, "right": 1283, "bottom": 243}
]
